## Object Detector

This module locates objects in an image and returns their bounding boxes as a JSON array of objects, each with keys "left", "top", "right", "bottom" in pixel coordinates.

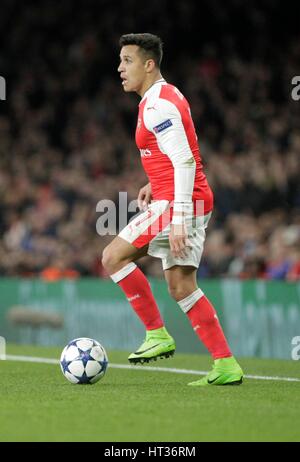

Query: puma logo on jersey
[{"left": 147, "top": 104, "right": 158, "bottom": 110}]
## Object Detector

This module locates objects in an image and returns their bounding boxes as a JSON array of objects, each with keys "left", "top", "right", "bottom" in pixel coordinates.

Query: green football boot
[
  {"left": 128, "top": 326, "right": 176, "bottom": 364},
  {"left": 188, "top": 356, "right": 244, "bottom": 386}
]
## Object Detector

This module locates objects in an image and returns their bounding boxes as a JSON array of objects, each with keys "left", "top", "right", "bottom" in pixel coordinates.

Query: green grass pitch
[{"left": 1, "top": 344, "right": 300, "bottom": 442}]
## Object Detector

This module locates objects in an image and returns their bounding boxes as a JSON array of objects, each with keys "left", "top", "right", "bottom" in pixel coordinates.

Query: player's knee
[
  {"left": 101, "top": 246, "right": 110, "bottom": 271},
  {"left": 101, "top": 244, "right": 132, "bottom": 274},
  {"left": 167, "top": 284, "right": 190, "bottom": 302},
  {"left": 101, "top": 245, "right": 120, "bottom": 273}
]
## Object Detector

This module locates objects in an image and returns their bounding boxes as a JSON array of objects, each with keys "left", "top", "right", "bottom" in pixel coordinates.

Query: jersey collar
[{"left": 140, "top": 78, "right": 166, "bottom": 103}]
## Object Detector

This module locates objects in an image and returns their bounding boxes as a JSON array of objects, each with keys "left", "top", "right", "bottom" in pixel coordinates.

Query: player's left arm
[{"left": 144, "top": 98, "right": 196, "bottom": 258}]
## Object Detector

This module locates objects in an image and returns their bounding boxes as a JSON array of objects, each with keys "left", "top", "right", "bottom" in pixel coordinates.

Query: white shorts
[{"left": 119, "top": 200, "right": 211, "bottom": 271}]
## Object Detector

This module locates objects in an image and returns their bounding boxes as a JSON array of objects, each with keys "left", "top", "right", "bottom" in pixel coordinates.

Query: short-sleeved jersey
[{"left": 135, "top": 80, "right": 213, "bottom": 214}]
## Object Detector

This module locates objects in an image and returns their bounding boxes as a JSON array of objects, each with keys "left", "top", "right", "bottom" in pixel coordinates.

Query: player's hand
[
  {"left": 169, "top": 223, "right": 191, "bottom": 259},
  {"left": 138, "top": 183, "right": 152, "bottom": 211}
]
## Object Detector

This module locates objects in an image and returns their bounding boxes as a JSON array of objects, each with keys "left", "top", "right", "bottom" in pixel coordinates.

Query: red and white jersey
[{"left": 135, "top": 80, "right": 213, "bottom": 215}]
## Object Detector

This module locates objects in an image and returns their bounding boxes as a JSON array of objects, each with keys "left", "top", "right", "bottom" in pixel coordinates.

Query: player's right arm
[{"left": 138, "top": 182, "right": 152, "bottom": 210}]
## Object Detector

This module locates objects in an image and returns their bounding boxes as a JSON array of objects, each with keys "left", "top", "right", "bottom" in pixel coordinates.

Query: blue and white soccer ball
[{"left": 60, "top": 337, "right": 108, "bottom": 384}]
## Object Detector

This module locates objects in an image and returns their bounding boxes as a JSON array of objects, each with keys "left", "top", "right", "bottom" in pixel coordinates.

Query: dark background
[{"left": 0, "top": 0, "right": 299, "bottom": 280}]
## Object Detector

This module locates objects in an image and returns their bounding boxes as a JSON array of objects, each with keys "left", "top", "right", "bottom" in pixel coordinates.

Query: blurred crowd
[{"left": 0, "top": 0, "right": 299, "bottom": 280}]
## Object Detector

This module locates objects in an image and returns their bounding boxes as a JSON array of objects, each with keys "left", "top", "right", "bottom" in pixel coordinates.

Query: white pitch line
[
  {"left": 4, "top": 354, "right": 300, "bottom": 383},
  {"left": 6, "top": 355, "right": 58, "bottom": 364}
]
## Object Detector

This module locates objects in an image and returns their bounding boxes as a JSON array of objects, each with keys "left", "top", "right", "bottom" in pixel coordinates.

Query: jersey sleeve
[{"left": 143, "top": 97, "right": 196, "bottom": 207}]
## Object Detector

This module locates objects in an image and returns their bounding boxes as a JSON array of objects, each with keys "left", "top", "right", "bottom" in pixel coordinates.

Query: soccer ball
[{"left": 60, "top": 337, "right": 108, "bottom": 384}]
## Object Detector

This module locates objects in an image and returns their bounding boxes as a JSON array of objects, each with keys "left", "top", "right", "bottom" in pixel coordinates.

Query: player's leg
[
  {"left": 164, "top": 265, "right": 232, "bottom": 359},
  {"left": 164, "top": 265, "right": 243, "bottom": 386},
  {"left": 102, "top": 235, "right": 148, "bottom": 274},
  {"left": 102, "top": 231, "right": 175, "bottom": 364},
  {"left": 102, "top": 236, "right": 165, "bottom": 331}
]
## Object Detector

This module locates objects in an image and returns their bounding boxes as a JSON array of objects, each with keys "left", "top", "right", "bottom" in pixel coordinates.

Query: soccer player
[{"left": 102, "top": 33, "right": 243, "bottom": 386}]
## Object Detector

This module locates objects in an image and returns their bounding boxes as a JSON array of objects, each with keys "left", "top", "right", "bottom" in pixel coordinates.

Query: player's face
[{"left": 118, "top": 45, "right": 148, "bottom": 94}]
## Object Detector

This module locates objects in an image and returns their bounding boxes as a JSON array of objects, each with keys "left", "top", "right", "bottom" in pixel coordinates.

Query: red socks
[
  {"left": 178, "top": 288, "right": 232, "bottom": 359},
  {"left": 110, "top": 263, "right": 164, "bottom": 330},
  {"left": 111, "top": 264, "right": 231, "bottom": 359}
]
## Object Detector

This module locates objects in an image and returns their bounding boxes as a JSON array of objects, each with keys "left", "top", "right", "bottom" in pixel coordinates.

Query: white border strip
[{"left": 5, "top": 354, "right": 300, "bottom": 383}]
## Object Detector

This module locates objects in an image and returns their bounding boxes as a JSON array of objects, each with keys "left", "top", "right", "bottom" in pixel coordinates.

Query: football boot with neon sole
[
  {"left": 128, "top": 326, "right": 176, "bottom": 364},
  {"left": 188, "top": 356, "right": 244, "bottom": 386}
]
